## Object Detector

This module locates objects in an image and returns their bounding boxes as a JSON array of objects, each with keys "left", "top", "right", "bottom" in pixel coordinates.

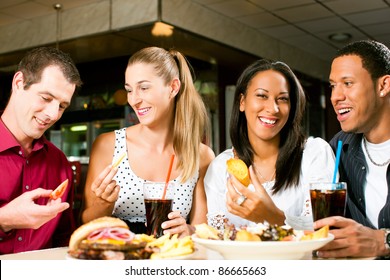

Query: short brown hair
[{"left": 17, "top": 47, "right": 82, "bottom": 91}]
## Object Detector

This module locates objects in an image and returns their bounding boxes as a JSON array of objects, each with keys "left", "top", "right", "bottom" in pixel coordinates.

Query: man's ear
[
  {"left": 379, "top": 75, "right": 390, "bottom": 96},
  {"left": 12, "top": 71, "right": 25, "bottom": 91},
  {"left": 169, "top": 78, "right": 181, "bottom": 98}
]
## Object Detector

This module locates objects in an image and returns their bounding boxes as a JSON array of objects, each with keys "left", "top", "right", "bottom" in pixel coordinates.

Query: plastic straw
[
  {"left": 332, "top": 140, "right": 342, "bottom": 183},
  {"left": 162, "top": 154, "right": 175, "bottom": 200}
]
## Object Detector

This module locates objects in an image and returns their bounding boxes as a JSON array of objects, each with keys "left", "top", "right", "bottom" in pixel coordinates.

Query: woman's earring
[{"left": 380, "top": 92, "right": 384, "bottom": 97}]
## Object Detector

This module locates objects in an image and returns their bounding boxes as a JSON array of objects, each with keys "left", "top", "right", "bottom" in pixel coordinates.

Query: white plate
[{"left": 191, "top": 234, "right": 334, "bottom": 260}]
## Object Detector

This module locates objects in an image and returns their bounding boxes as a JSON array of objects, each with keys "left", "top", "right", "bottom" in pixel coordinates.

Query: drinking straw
[
  {"left": 332, "top": 140, "right": 343, "bottom": 183},
  {"left": 162, "top": 154, "right": 175, "bottom": 200}
]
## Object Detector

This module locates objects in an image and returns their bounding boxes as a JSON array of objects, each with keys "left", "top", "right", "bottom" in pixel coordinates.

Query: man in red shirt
[{"left": 0, "top": 47, "right": 82, "bottom": 254}]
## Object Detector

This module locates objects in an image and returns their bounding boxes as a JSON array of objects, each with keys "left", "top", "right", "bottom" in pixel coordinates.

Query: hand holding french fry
[
  {"left": 91, "top": 166, "right": 120, "bottom": 203},
  {"left": 90, "top": 152, "right": 127, "bottom": 203}
]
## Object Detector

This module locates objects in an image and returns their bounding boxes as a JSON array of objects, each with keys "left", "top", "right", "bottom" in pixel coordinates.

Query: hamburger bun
[
  {"left": 69, "top": 216, "right": 128, "bottom": 251},
  {"left": 226, "top": 158, "right": 250, "bottom": 187}
]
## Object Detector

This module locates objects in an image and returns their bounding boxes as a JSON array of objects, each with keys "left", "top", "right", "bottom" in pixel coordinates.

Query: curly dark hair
[{"left": 334, "top": 40, "right": 390, "bottom": 81}]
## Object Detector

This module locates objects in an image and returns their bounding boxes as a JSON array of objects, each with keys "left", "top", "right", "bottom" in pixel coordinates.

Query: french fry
[
  {"left": 112, "top": 152, "right": 126, "bottom": 168},
  {"left": 151, "top": 246, "right": 194, "bottom": 259},
  {"left": 160, "top": 238, "right": 177, "bottom": 253},
  {"left": 134, "top": 234, "right": 156, "bottom": 243},
  {"left": 147, "top": 233, "right": 171, "bottom": 247},
  {"left": 177, "top": 236, "right": 193, "bottom": 247},
  {"left": 148, "top": 233, "right": 194, "bottom": 259}
]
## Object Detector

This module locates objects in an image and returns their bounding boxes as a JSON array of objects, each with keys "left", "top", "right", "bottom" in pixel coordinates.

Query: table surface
[
  {"left": 0, "top": 245, "right": 225, "bottom": 260},
  {"left": 0, "top": 245, "right": 374, "bottom": 260}
]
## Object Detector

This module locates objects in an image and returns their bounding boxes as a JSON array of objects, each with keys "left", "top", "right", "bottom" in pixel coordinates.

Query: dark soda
[
  {"left": 310, "top": 189, "right": 346, "bottom": 221},
  {"left": 144, "top": 198, "right": 173, "bottom": 238}
]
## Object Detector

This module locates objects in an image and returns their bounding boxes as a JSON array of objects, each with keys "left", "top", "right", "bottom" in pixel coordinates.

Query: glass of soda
[
  {"left": 143, "top": 182, "right": 175, "bottom": 238},
  {"left": 310, "top": 182, "right": 347, "bottom": 221}
]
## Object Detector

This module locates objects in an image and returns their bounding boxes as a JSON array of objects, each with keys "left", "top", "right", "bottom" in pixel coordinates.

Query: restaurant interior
[{"left": 0, "top": 0, "right": 389, "bottom": 225}]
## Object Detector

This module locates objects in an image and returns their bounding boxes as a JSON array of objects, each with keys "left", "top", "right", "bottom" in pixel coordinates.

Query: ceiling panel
[
  {"left": 207, "top": 0, "right": 263, "bottom": 17},
  {"left": 324, "top": 0, "right": 387, "bottom": 14},
  {"left": 236, "top": 12, "right": 284, "bottom": 28},
  {"left": 0, "top": 0, "right": 389, "bottom": 69},
  {"left": 249, "top": 0, "right": 313, "bottom": 11},
  {"left": 0, "top": 0, "right": 26, "bottom": 9},
  {"left": 296, "top": 17, "right": 350, "bottom": 34},
  {"left": 0, "top": 2, "right": 52, "bottom": 20},
  {"left": 344, "top": 9, "right": 390, "bottom": 26},
  {"left": 259, "top": 24, "right": 306, "bottom": 38},
  {"left": 272, "top": 3, "right": 334, "bottom": 23}
]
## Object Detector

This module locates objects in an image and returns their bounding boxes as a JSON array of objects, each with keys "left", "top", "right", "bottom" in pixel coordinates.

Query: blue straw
[{"left": 332, "top": 140, "right": 343, "bottom": 183}]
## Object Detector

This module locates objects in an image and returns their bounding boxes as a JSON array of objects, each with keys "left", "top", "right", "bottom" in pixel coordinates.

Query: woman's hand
[
  {"left": 226, "top": 165, "right": 285, "bottom": 225},
  {"left": 161, "top": 211, "right": 195, "bottom": 237},
  {"left": 90, "top": 165, "right": 120, "bottom": 203}
]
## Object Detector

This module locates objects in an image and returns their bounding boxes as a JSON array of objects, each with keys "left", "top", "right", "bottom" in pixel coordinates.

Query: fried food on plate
[
  {"left": 300, "top": 225, "right": 329, "bottom": 240},
  {"left": 68, "top": 217, "right": 195, "bottom": 260},
  {"left": 195, "top": 223, "right": 220, "bottom": 240},
  {"left": 226, "top": 158, "right": 250, "bottom": 187},
  {"left": 195, "top": 221, "right": 330, "bottom": 242},
  {"left": 149, "top": 234, "right": 194, "bottom": 259},
  {"left": 235, "top": 229, "right": 261, "bottom": 241}
]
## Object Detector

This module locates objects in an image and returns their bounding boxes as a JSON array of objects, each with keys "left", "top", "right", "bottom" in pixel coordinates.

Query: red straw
[{"left": 162, "top": 154, "right": 175, "bottom": 200}]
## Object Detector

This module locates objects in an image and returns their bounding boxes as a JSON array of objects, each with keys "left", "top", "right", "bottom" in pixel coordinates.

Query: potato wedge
[{"left": 226, "top": 158, "right": 250, "bottom": 187}]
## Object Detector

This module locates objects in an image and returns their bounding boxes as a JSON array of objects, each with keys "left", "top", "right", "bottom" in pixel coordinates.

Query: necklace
[
  {"left": 363, "top": 137, "right": 390, "bottom": 167},
  {"left": 253, "top": 163, "right": 276, "bottom": 183}
]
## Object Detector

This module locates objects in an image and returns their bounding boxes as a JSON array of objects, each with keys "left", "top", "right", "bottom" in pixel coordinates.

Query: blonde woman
[{"left": 82, "top": 47, "right": 214, "bottom": 237}]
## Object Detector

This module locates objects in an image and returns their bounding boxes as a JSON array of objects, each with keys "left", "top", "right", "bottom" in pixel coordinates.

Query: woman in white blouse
[{"left": 204, "top": 59, "right": 335, "bottom": 230}]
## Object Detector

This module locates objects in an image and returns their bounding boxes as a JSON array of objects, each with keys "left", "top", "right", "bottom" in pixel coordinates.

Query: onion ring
[{"left": 87, "top": 227, "right": 135, "bottom": 242}]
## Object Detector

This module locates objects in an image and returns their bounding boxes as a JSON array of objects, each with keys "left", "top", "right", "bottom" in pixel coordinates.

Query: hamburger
[{"left": 68, "top": 216, "right": 152, "bottom": 260}]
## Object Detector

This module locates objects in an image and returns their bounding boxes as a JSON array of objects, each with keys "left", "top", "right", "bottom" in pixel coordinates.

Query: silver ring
[{"left": 235, "top": 194, "right": 246, "bottom": 206}]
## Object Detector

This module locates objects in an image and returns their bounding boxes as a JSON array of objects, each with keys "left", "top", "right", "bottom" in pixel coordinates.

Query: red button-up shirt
[{"left": 0, "top": 119, "right": 75, "bottom": 254}]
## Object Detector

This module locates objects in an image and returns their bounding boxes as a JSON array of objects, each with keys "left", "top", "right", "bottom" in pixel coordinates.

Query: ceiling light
[
  {"left": 151, "top": 22, "right": 174, "bottom": 37},
  {"left": 328, "top": 32, "right": 352, "bottom": 42}
]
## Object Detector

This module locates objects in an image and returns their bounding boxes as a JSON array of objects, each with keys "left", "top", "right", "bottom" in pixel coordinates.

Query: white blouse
[{"left": 204, "top": 137, "right": 336, "bottom": 230}]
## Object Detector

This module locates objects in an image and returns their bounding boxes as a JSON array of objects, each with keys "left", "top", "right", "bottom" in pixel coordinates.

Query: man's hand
[
  {"left": 314, "top": 216, "right": 387, "bottom": 258},
  {"left": 0, "top": 188, "right": 69, "bottom": 232}
]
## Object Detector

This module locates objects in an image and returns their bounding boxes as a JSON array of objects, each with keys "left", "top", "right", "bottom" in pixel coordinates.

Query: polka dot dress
[{"left": 112, "top": 128, "right": 199, "bottom": 223}]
